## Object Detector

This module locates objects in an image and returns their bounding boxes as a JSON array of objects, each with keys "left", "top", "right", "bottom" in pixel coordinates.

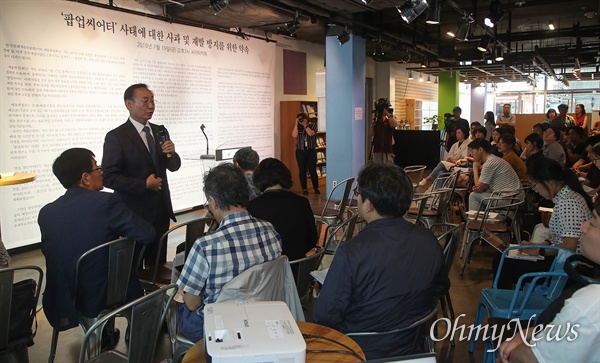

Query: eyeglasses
[
  {"left": 86, "top": 165, "right": 102, "bottom": 173},
  {"left": 353, "top": 187, "right": 361, "bottom": 199},
  {"left": 133, "top": 98, "right": 156, "bottom": 106}
]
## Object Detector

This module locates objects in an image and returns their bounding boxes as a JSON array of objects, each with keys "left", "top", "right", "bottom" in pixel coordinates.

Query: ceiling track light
[
  {"left": 455, "top": 20, "right": 470, "bottom": 41},
  {"left": 397, "top": 0, "right": 429, "bottom": 24},
  {"left": 418, "top": 73, "right": 424, "bottom": 82},
  {"left": 420, "top": 60, "right": 427, "bottom": 68},
  {"left": 434, "top": 76, "right": 438, "bottom": 84},
  {"left": 548, "top": 21, "right": 555, "bottom": 30},
  {"left": 426, "top": 74, "right": 432, "bottom": 83},
  {"left": 494, "top": 46, "right": 504, "bottom": 61},
  {"left": 484, "top": 0, "right": 504, "bottom": 28},
  {"left": 286, "top": 13, "right": 301, "bottom": 35},
  {"left": 408, "top": 70, "right": 414, "bottom": 80},
  {"left": 361, "top": 0, "right": 374, "bottom": 4},
  {"left": 337, "top": 28, "right": 350, "bottom": 46},
  {"left": 477, "top": 34, "right": 493, "bottom": 52},
  {"left": 209, "top": 0, "right": 229, "bottom": 15},
  {"left": 373, "top": 39, "right": 384, "bottom": 57},
  {"left": 426, "top": 0, "right": 441, "bottom": 24}
]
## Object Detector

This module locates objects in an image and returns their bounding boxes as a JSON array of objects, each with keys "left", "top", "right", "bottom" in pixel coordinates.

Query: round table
[
  {"left": 0, "top": 173, "right": 36, "bottom": 186},
  {"left": 0, "top": 173, "right": 36, "bottom": 266},
  {"left": 182, "top": 321, "right": 365, "bottom": 363}
]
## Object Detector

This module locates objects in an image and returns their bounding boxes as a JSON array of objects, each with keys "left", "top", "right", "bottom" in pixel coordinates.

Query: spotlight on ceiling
[
  {"left": 447, "top": 30, "right": 456, "bottom": 37},
  {"left": 286, "top": 14, "right": 301, "bottom": 35},
  {"left": 373, "top": 40, "right": 384, "bottom": 57},
  {"left": 337, "top": 28, "right": 350, "bottom": 46},
  {"left": 419, "top": 73, "right": 424, "bottom": 82},
  {"left": 408, "top": 70, "right": 414, "bottom": 80},
  {"left": 397, "top": 0, "right": 429, "bottom": 24},
  {"left": 455, "top": 20, "right": 470, "bottom": 41},
  {"left": 484, "top": 0, "right": 504, "bottom": 27},
  {"left": 361, "top": 0, "right": 374, "bottom": 4},
  {"left": 425, "top": 0, "right": 441, "bottom": 24},
  {"left": 420, "top": 60, "right": 427, "bottom": 68},
  {"left": 548, "top": 21, "right": 555, "bottom": 30},
  {"left": 427, "top": 74, "right": 432, "bottom": 83},
  {"left": 209, "top": 0, "right": 229, "bottom": 15},
  {"left": 434, "top": 76, "right": 438, "bottom": 84},
  {"left": 494, "top": 46, "right": 504, "bottom": 61},
  {"left": 477, "top": 34, "right": 493, "bottom": 52}
]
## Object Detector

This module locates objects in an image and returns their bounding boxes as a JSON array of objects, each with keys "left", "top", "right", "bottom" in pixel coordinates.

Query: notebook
[{"left": 481, "top": 228, "right": 544, "bottom": 261}]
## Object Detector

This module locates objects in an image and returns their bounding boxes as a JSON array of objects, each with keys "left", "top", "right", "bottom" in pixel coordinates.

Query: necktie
[{"left": 142, "top": 126, "right": 157, "bottom": 167}]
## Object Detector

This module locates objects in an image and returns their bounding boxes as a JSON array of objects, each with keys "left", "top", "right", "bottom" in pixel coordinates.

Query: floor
[{"left": 6, "top": 178, "right": 500, "bottom": 363}]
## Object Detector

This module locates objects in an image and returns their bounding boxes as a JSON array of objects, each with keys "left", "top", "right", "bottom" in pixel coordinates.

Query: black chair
[
  {"left": 0, "top": 265, "right": 43, "bottom": 363},
  {"left": 49, "top": 237, "right": 136, "bottom": 363},
  {"left": 430, "top": 222, "right": 464, "bottom": 346},
  {"left": 138, "top": 217, "right": 213, "bottom": 292},
  {"left": 78, "top": 284, "right": 177, "bottom": 363}
]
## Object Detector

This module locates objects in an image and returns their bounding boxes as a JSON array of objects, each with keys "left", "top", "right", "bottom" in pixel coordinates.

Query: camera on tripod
[{"left": 372, "top": 98, "right": 391, "bottom": 126}]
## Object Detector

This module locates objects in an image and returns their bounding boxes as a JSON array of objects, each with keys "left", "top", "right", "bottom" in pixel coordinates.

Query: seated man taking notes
[
  {"left": 176, "top": 163, "right": 282, "bottom": 343},
  {"left": 313, "top": 162, "right": 449, "bottom": 360}
]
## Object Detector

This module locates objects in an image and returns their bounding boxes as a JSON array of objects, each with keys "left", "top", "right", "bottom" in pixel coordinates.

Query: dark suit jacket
[
  {"left": 38, "top": 188, "right": 156, "bottom": 331},
  {"left": 102, "top": 120, "right": 181, "bottom": 222}
]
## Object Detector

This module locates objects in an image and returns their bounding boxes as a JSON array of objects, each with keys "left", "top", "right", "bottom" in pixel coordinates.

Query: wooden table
[
  {"left": 0, "top": 173, "right": 36, "bottom": 186},
  {"left": 182, "top": 321, "right": 365, "bottom": 363}
]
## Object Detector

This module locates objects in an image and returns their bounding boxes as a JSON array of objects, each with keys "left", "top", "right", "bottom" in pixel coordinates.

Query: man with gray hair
[
  {"left": 176, "top": 163, "right": 282, "bottom": 342},
  {"left": 233, "top": 147, "right": 261, "bottom": 200}
]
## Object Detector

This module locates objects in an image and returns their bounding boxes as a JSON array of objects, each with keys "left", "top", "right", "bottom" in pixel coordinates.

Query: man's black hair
[
  {"left": 356, "top": 162, "right": 413, "bottom": 218},
  {"left": 253, "top": 158, "right": 293, "bottom": 192},
  {"left": 474, "top": 126, "right": 487, "bottom": 138},
  {"left": 468, "top": 138, "right": 492, "bottom": 152},
  {"left": 497, "top": 125, "right": 516, "bottom": 135},
  {"left": 524, "top": 132, "right": 543, "bottom": 150},
  {"left": 124, "top": 83, "right": 149, "bottom": 102},
  {"left": 233, "top": 147, "right": 259, "bottom": 172},
  {"left": 52, "top": 148, "right": 95, "bottom": 189},
  {"left": 203, "top": 163, "right": 249, "bottom": 210}
]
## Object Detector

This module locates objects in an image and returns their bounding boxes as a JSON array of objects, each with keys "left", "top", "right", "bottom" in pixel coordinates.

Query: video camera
[{"left": 372, "top": 98, "right": 391, "bottom": 126}]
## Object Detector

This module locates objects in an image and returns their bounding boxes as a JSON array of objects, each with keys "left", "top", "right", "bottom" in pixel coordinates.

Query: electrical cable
[{"left": 302, "top": 334, "right": 366, "bottom": 361}]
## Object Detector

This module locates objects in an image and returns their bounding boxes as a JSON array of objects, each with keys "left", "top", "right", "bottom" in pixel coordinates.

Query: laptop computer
[{"left": 481, "top": 228, "right": 544, "bottom": 261}]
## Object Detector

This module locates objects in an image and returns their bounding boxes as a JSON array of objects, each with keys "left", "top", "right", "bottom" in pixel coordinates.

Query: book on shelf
[
  {"left": 316, "top": 137, "right": 326, "bottom": 148},
  {"left": 303, "top": 104, "right": 317, "bottom": 118}
]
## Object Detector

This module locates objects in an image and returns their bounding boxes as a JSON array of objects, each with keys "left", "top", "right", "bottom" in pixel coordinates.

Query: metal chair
[
  {"left": 404, "top": 193, "right": 431, "bottom": 226},
  {"left": 78, "top": 284, "right": 177, "bottom": 363},
  {"left": 469, "top": 245, "right": 574, "bottom": 354},
  {"left": 138, "top": 217, "right": 213, "bottom": 292},
  {"left": 49, "top": 237, "right": 135, "bottom": 363},
  {"left": 318, "top": 211, "right": 358, "bottom": 256},
  {"left": 404, "top": 165, "right": 427, "bottom": 189},
  {"left": 430, "top": 222, "right": 463, "bottom": 347},
  {"left": 0, "top": 265, "right": 43, "bottom": 363},
  {"left": 460, "top": 194, "right": 523, "bottom": 275},
  {"left": 346, "top": 300, "right": 440, "bottom": 355},
  {"left": 312, "top": 177, "right": 355, "bottom": 226},
  {"left": 407, "top": 188, "right": 454, "bottom": 229},
  {"left": 290, "top": 249, "right": 325, "bottom": 301}
]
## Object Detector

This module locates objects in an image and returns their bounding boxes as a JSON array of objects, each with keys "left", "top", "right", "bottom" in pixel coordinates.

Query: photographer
[
  {"left": 292, "top": 112, "right": 320, "bottom": 195},
  {"left": 370, "top": 98, "right": 398, "bottom": 163}
]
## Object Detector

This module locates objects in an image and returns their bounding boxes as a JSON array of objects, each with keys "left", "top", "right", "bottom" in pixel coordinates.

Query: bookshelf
[{"left": 280, "top": 101, "right": 326, "bottom": 192}]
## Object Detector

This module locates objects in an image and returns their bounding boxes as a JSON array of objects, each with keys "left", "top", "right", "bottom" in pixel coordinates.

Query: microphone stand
[{"left": 200, "top": 124, "right": 215, "bottom": 159}]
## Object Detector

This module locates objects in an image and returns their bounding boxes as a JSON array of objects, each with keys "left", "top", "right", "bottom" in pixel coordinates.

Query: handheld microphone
[{"left": 157, "top": 125, "right": 172, "bottom": 158}]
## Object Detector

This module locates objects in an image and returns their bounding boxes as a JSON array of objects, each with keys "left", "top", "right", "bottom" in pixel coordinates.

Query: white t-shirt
[{"left": 531, "top": 284, "right": 600, "bottom": 362}]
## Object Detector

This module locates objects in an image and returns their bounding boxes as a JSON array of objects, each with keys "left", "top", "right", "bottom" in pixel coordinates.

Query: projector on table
[{"left": 204, "top": 301, "right": 306, "bottom": 363}]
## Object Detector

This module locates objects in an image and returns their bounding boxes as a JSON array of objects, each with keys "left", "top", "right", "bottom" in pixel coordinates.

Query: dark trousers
[
  {"left": 296, "top": 148, "right": 319, "bottom": 190},
  {"left": 135, "top": 198, "right": 170, "bottom": 270}
]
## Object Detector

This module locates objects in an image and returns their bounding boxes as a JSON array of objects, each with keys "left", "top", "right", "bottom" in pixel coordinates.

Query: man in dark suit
[
  {"left": 38, "top": 148, "right": 155, "bottom": 333},
  {"left": 102, "top": 83, "right": 181, "bottom": 266}
]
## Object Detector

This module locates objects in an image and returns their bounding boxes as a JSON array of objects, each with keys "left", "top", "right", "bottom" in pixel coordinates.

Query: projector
[{"left": 204, "top": 301, "right": 306, "bottom": 363}]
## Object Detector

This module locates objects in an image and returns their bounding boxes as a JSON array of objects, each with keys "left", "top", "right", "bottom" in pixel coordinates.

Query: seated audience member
[
  {"left": 497, "top": 133, "right": 528, "bottom": 182},
  {"left": 470, "top": 121, "right": 481, "bottom": 141},
  {"left": 571, "top": 135, "right": 600, "bottom": 175},
  {"left": 489, "top": 128, "right": 504, "bottom": 157},
  {"left": 592, "top": 110, "right": 600, "bottom": 135},
  {"left": 314, "top": 162, "right": 449, "bottom": 360},
  {"left": 483, "top": 111, "right": 496, "bottom": 142},
  {"left": 497, "top": 204, "right": 600, "bottom": 363},
  {"left": 176, "top": 163, "right": 282, "bottom": 343},
  {"left": 542, "top": 108, "right": 557, "bottom": 124},
  {"left": 531, "top": 123, "right": 545, "bottom": 137},
  {"left": 233, "top": 147, "right": 261, "bottom": 200},
  {"left": 419, "top": 124, "right": 471, "bottom": 186},
  {"left": 573, "top": 103, "right": 589, "bottom": 135},
  {"left": 497, "top": 125, "right": 523, "bottom": 155},
  {"left": 581, "top": 141, "right": 600, "bottom": 193},
  {"left": 565, "top": 126, "right": 586, "bottom": 168},
  {"left": 247, "top": 158, "right": 317, "bottom": 263},
  {"left": 551, "top": 103, "right": 574, "bottom": 127},
  {"left": 523, "top": 132, "right": 544, "bottom": 167},
  {"left": 493, "top": 158, "right": 593, "bottom": 289},
  {"left": 467, "top": 138, "right": 523, "bottom": 212},
  {"left": 542, "top": 125, "right": 566, "bottom": 167},
  {"left": 38, "top": 148, "right": 155, "bottom": 335},
  {"left": 557, "top": 124, "right": 569, "bottom": 150},
  {"left": 473, "top": 125, "right": 487, "bottom": 140}
]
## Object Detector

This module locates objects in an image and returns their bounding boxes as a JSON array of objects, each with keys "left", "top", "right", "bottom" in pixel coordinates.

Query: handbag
[{"left": 7, "top": 279, "right": 37, "bottom": 347}]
